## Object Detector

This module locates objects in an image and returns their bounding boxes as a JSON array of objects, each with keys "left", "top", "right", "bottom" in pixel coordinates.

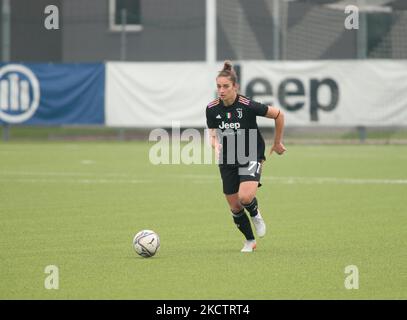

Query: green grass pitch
[{"left": 0, "top": 141, "right": 406, "bottom": 299}]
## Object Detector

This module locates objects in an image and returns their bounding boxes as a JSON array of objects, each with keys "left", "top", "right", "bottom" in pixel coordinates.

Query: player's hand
[{"left": 269, "top": 142, "right": 286, "bottom": 155}]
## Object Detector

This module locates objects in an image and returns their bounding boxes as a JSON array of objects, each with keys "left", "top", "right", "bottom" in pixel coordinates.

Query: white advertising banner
[
  {"left": 106, "top": 60, "right": 407, "bottom": 127},
  {"left": 106, "top": 62, "right": 217, "bottom": 127}
]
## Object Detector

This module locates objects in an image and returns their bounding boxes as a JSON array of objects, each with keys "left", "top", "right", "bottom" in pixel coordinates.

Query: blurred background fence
[{"left": 1, "top": 0, "right": 407, "bottom": 143}]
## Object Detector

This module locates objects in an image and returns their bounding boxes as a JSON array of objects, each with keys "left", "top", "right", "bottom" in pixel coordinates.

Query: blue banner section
[{"left": 0, "top": 63, "right": 105, "bottom": 125}]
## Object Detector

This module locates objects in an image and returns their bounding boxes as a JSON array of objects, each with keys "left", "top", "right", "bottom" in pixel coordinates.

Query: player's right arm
[
  {"left": 206, "top": 102, "right": 222, "bottom": 157},
  {"left": 206, "top": 100, "right": 223, "bottom": 160}
]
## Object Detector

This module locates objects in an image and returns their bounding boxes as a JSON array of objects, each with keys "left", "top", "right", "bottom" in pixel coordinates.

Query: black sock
[
  {"left": 232, "top": 209, "right": 255, "bottom": 240},
  {"left": 242, "top": 197, "right": 259, "bottom": 217}
]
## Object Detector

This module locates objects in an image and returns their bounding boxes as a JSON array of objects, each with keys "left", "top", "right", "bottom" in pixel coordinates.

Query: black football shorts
[{"left": 219, "top": 160, "right": 263, "bottom": 195}]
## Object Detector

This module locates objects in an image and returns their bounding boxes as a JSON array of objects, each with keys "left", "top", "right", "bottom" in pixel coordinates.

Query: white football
[{"left": 133, "top": 230, "right": 160, "bottom": 258}]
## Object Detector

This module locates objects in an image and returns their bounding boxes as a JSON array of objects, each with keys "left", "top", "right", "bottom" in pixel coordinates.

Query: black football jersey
[{"left": 206, "top": 94, "right": 269, "bottom": 167}]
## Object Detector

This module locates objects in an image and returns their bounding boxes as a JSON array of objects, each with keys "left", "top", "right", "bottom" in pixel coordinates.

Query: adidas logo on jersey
[{"left": 216, "top": 114, "right": 221, "bottom": 119}]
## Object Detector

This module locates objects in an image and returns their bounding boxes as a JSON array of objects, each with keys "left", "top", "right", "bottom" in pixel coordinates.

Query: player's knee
[{"left": 239, "top": 194, "right": 254, "bottom": 206}]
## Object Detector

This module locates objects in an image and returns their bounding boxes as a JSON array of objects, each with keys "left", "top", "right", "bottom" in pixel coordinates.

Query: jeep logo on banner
[
  {"left": 0, "top": 64, "right": 40, "bottom": 124},
  {"left": 236, "top": 64, "right": 340, "bottom": 122}
]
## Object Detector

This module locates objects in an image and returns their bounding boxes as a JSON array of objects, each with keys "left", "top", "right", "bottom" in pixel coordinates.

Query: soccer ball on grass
[{"left": 133, "top": 230, "right": 160, "bottom": 258}]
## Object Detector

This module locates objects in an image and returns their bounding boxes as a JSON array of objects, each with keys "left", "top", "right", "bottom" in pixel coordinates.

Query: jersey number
[{"left": 248, "top": 161, "right": 262, "bottom": 174}]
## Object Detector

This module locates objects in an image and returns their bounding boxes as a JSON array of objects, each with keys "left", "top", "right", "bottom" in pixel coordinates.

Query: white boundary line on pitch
[
  {"left": 167, "top": 174, "right": 407, "bottom": 185},
  {"left": 261, "top": 176, "right": 407, "bottom": 185},
  {"left": 0, "top": 171, "right": 131, "bottom": 177},
  {"left": 0, "top": 178, "right": 150, "bottom": 184},
  {"left": 1, "top": 172, "right": 407, "bottom": 185}
]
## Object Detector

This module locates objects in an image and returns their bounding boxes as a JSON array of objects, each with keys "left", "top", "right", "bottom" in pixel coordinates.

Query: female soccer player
[{"left": 206, "top": 61, "right": 286, "bottom": 252}]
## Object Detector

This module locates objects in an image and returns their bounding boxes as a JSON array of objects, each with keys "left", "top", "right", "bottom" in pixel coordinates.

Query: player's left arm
[{"left": 265, "top": 106, "right": 287, "bottom": 155}]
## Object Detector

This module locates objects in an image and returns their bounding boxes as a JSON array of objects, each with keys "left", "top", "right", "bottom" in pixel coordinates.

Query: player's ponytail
[
  {"left": 223, "top": 60, "right": 233, "bottom": 72},
  {"left": 217, "top": 60, "right": 238, "bottom": 85}
]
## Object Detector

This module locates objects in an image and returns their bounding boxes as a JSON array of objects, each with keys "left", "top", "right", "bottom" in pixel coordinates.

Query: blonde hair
[{"left": 217, "top": 60, "right": 238, "bottom": 84}]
